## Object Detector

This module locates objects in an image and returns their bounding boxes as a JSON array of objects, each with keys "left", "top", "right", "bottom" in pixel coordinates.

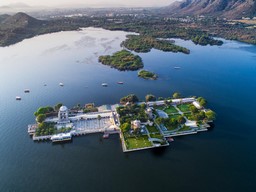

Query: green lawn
[
  {"left": 177, "top": 104, "right": 191, "bottom": 112},
  {"left": 164, "top": 106, "right": 178, "bottom": 114},
  {"left": 178, "top": 125, "right": 192, "bottom": 132},
  {"left": 183, "top": 112, "right": 195, "bottom": 120},
  {"left": 168, "top": 114, "right": 182, "bottom": 119},
  {"left": 146, "top": 125, "right": 159, "bottom": 133},
  {"left": 154, "top": 105, "right": 166, "bottom": 111},
  {"left": 150, "top": 133, "right": 164, "bottom": 140},
  {"left": 165, "top": 124, "right": 178, "bottom": 131},
  {"left": 125, "top": 135, "right": 153, "bottom": 150}
]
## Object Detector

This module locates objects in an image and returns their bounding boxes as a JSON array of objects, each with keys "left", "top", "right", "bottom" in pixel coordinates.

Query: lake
[{"left": 0, "top": 27, "right": 255, "bottom": 192}]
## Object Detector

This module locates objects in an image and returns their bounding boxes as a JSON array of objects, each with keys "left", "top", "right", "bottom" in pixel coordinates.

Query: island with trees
[
  {"left": 28, "top": 93, "right": 216, "bottom": 153},
  {"left": 138, "top": 70, "right": 158, "bottom": 80},
  {"left": 98, "top": 50, "right": 143, "bottom": 71},
  {"left": 121, "top": 35, "right": 190, "bottom": 54}
]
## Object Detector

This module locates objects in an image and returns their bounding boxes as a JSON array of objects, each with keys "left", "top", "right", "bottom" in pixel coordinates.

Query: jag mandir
[{"left": 28, "top": 94, "right": 216, "bottom": 152}]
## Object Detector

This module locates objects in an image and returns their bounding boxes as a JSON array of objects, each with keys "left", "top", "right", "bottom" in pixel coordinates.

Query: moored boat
[
  {"left": 24, "top": 89, "right": 30, "bottom": 93},
  {"left": 103, "top": 133, "right": 109, "bottom": 139},
  {"left": 51, "top": 133, "right": 72, "bottom": 142},
  {"left": 167, "top": 137, "right": 174, "bottom": 142},
  {"left": 101, "top": 83, "right": 108, "bottom": 87},
  {"left": 16, "top": 96, "right": 21, "bottom": 100},
  {"left": 117, "top": 82, "right": 124, "bottom": 84},
  {"left": 59, "top": 83, "right": 64, "bottom": 86}
]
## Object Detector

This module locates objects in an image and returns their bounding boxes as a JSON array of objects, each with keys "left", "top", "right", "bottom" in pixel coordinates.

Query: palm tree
[{"left": 97, "top": 115, "right": 102, "bottom": 129}]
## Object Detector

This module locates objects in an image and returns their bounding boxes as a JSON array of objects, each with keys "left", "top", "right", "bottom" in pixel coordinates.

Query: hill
[{"left": 164, "top": 0, "right": 256, "bottom": 19}]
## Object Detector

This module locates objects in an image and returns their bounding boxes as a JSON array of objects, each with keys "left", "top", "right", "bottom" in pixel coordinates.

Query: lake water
[{"left": 0, "top": 27, "right": 256, "bottom": 192}]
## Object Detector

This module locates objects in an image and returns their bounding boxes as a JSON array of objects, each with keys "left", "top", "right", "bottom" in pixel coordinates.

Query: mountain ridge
[{"left": 164, "top": 0, "right": 256, "bottom": 19}]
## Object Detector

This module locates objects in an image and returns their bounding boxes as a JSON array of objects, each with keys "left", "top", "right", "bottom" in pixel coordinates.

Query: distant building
[
  {"left": 192, "top": 101, "right": 202, "bottom": 109},
  {"left": 58, "top": 106, "right": 70, "bottom": 123},
  {"left": 146, "top": 108, "right": 153, "bottom": 119},
  {"left": 131, "top": 120, "right": 141, "bottom": 130}
]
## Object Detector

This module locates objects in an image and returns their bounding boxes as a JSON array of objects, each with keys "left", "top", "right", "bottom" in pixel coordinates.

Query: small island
[
  {"left": 121, "top": 35, "right": 190, "bottom": 54},
  {"left": 98, "top": 50, "right": 143, "bottom": 71},
  {"left": 28, "top": 93, "right": 215, "bottom": 153},
  {"left": 138, "top": 70, "right": 158, "bottom": 80}
]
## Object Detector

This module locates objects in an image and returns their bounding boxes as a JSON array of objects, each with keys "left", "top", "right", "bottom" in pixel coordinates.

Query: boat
[
  {"left": 24, "top": 89, "right": 30, "bottom": 93},
  {"left": 117, "top": 82, "right": 124, "bottom": 84},
  {"left": 44, "top": 84, "right": 47, "bottom": 86},
  {"left": 174, "top": 67, "right": 181, "bottom": 69},
  {"left": 103, "top": 133, "right": 109, "bottom": 139},
  {"left": 16, "top": 96, "right": 21, "bottom": 100},
  {"left": 59, "top": 83, "right": 64, "bottom": 86},
  {"left": 167, "top": 137, "right": 174, "bottom": 142},
  {"left": 51, "top": 133, "right": 72, "bottom": 143},
  {"left": 101, "top": 83, "right": 108, "bottom": 87}
]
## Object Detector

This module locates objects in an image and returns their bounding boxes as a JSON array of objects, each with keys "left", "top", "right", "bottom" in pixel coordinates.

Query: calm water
[{"left": 0, "top": 28, "right": 256, "bottom": 192}]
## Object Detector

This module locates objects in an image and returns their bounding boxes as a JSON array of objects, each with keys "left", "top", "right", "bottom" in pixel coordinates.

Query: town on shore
[{"left": 28, "top": 93, "right": 216, "bottom": 152}]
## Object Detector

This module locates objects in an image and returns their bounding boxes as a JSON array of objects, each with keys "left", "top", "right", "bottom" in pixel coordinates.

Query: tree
[
  {"left": 197, "top": 97, "right": 207, "bottom": 107},
  {"left": 97, "top": 115, "right": 102, "bottom": 128},
  {"left": 145, "top": 94, "right": 156, "bottom": 102},
  {"left": 173, "top": 92, "right": 181, "bottom": 99},
  {"left": 36, "top": 114, "right": 46, "bottom": 123},
  {"left": 120, "top": 94, "right": 139, "bottom": 104},
  {"left": 205, "top": 110, "right": 216, "bottom": 121},
  {"left": 158, "top": 97, "right": 164, "bottom": 100},
  {"left": 155, "top": 117, "right": 165, "bottom": 125},
  {"left": 189, "top": 105, "right": 199, "bottom": 114},
  {"left": 177, "top": 116, "right": 186, "bottom": 124},
  {"left": 120, "top": 123, "right": 130, "bottom": 132},
  {"left": 54, "top": 103, "right": 63, "bottom": 111}
]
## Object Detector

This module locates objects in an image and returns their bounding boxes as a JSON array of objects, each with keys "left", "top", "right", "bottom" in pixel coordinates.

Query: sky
[{"left": 0, "top": 0, "right": 177, "bottom": 7}]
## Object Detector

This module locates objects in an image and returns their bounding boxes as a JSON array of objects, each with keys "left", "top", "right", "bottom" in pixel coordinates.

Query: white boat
[
  {"left": 59, "top": 83, "right": 64, "bottom": 86},
  {"left": 101, "top": 83, "right": 108, "bottom": 87},
  {"left": 16, "top": 96, "right": 21, "bottom": 100},
  {"left": 24, "top": 89, "right": 30, "bottom": 93},
  {"left": 117, "top": 81, "right": 124, "bottom": 84},
  {"left": 51, "top": 133, "right": 72, "bottom": 142}
]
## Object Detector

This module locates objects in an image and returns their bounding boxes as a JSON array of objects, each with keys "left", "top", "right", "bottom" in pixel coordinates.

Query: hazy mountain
[
  {"left": 2, "top": 12, "right": 42, "bottom": 27},
  {"left": 164, "top": 0, "right": 256, "bottom": 19}
]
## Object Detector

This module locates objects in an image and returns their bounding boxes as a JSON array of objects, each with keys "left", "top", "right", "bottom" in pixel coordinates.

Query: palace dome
[{"left": 59, "top": 106, "right": 68, "bottom": 112}]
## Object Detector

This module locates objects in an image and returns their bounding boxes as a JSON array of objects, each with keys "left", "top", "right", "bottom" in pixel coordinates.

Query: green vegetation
[
  {"left": 146, "top": 125, "right": 159, "bottom": 133},
  {"left": 164, "top": 106, "right": 179, "bottom": 114},
  {"left": 122, "top": 35, "right": 190, "bottom": 54},
  {"left": 173, "top": 92, "right": 181, "bottom": 99},
  {"left": 35, "top": 122, "right": 56, "bottom": 136},
  {"left": 150, "top": 133, "right": 164, "bottom": 140},
  {"left": 98, "top": 50, "right": 143, "bottom": 71},
  {"left": 178, "top": 125, "right": 192, "bottom": 132},
  {"left": 117, "top": 104, "right": 148, "bottom": 124},
  {"left": 83, "top": 107, "right": 98, "bottom": 113},
  {"left": 125, "top": 135, "right": 153, "bottom": 150},
  {"left": 120, "top": 122, "right": 131, "bottom": 132},
  {"left": 138, "top": 70, "right": 158, "bottom": 80},
  {"left": 197, "top": 97, "right": 207, "bottom": 107},
  {"left": 54, "top": 103, "right": 63, "bottom": 111},
  {"left": 34, "top": 106, "right": 55, "bottom": 117},
  {"left": 35, "top": 122, "right": 72, "bottom": 136},
  {"left": 36, "top": 114, "right": 46, "bottom": 123},
  {"left": 192, "top": 35, "right": 223, "bottom": 46},
  {"left": 205, "top": 110, "right": 216, "bottom": 121},
  {"left": 177, "top": 104, "right": 191, "bottom": 112},
  {"left": 145, "top": 94, "right": 156, "bottom": 102},
  {"left": 120, "top": 94, "right": 139, "bottom": 104}
]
